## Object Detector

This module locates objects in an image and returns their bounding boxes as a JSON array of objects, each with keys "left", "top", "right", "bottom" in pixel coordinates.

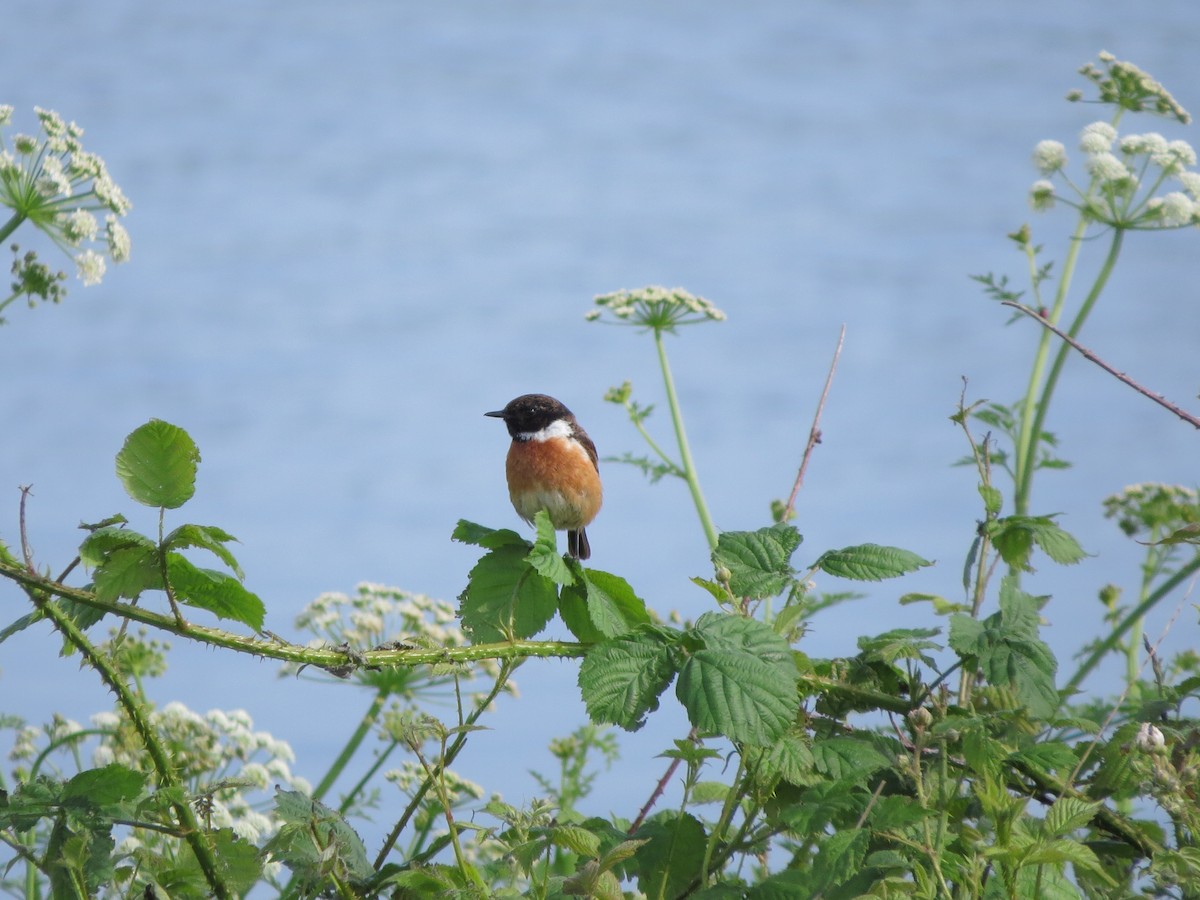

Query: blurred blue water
[{"left": 2, "top": 0, "right": 1199, "bottom": 859}]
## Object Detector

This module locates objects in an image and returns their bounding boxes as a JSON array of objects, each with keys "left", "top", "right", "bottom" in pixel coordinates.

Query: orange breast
[{"left": 506, "top": 438, "right": 602, "bottom": 530}]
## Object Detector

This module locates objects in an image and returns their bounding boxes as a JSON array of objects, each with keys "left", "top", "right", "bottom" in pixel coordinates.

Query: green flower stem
[
  {"left": 655, "top": 329, "right": 719, "bottom": 550},
  {"left": 1012, "top": 213, "right": 1088, "bottom": 515},
  {"left": 28, "top": 589, "right": 232, "bottom": 899},
  {"left": 1061, "top": 554, "right": 1200, "bottom": 700},
  {"left": 311, "top": 688, "right": 391, "bottom": 802},
  {"left": 372, "top": 660, "right": 516, "bottom": 868},
  {"left": 1017, "top": 228, "right": 1125, "bottom": 517},
  {"left": 0, "top": 211, "right": 25, "bottom": 244}
]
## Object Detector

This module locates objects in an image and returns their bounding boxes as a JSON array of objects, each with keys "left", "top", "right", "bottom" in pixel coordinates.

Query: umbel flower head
[
  {"left": 0, "top": 104, "right": 131, "bottom": 288},
  {"left": 587, "top": 285, "right": 727, "bottom": 333},
  {"left": 1026, "top": 55, "right": 1200, "bottom": 230}
]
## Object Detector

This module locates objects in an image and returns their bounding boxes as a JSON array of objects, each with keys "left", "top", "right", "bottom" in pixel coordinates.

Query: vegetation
[{"left": 2, "top": 52, "right": 1199, "bottom": 898}]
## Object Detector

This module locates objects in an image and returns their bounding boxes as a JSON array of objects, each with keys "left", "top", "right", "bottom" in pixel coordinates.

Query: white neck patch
[{"left": 517, "top": 418, "right": 572, "bottom": 442}]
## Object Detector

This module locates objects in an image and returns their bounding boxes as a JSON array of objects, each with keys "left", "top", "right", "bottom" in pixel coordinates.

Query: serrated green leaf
[
  {"left": 115, "top": 419, "right": 200, "bottom": 509},
  {"left": 78, "top": 526, "right": 155, "bottom": 567},
  {"left": 208, "top": 827, "right": 265, "bottom": 895},
  {"left": 163, "top": 524, "right": 243, "bottom": 579},
  {"left": 1009, "top": 741, "right": 1078, "bottom": 775},
  {"left": 578, "top": 628, "right": 677, "bottom": 731},
  {"left": 987, "top": 514, "right": 1086, "bottom": 571},
  {"left": 166, "top": 554, "right": 265, "bottom": 630},
  {"left": 1030, "top": 518, "right": 1087, "bottom": 565},
  {"left": 451, "top": 519, "right": 527, "bottom": 550},
  {"left": 712, "top": 525, "right": 802, "bottom": 599},
  {"left": 91, "top": 544, "right": 163, "bottom": 604},
  {"left": 948, "top": 613, "right": 985, "bottom": 656},
  {"left": 811, "top": 828, "right": 868, "bottom": 893},
  {"left": 869, "top": 795, "right": 934, "bottom": 830},
  {"left": 757, "top": 732, "right": 816, "bottom": 787},
  {"left": 551, "top": 823, "right": 602, "bottom": 856},
  {"left": 676, "top": 613, "right": 798, "bottom": 745},
  {"left": 979, "top": 483, "right": 1003, "bottom": 516},
  {"left": 527, "top": 509, "right": 573, "bottom": 585},
  {"left": 581, "top": 568, "right": 650, "bottom": 636},
  {"left": 856, "top": 627, "right": 942, "bottom": 666},
  {"left": 1043, "top": 797, "right": 1102, "bottom": 838},
  {"left": 458, "top": 545, "right": 558, "bottom": 642},
  {"left": 561, "top": 567, "right": 649, "bottom": 641},
  {"left": 950, "top": 579, "right": 1058, "bottom": 719},
  {"left": 810, "top": 737, "right": 889, "bottom": 779},
  {"left": 62, "top": 764, "right": 147, "bottom": 805},
  {"left": 814, "top": 543, "right": 933, "bottom": 581},
  {"left": 633, "top": 812, "right": 706, "bottom": 900},
  {"left": 264, "top": 789, "right": 372, "bottom": 883}
]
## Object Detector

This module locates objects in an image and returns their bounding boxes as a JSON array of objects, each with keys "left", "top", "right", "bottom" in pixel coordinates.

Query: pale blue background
[{"left": 3, "top": 0, "right": 1198, "bottom": 857}]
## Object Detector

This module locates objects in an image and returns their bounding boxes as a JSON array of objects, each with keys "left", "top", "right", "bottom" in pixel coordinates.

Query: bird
[{"left": 485, "top": 393, "right": 602, "bottom": 560}]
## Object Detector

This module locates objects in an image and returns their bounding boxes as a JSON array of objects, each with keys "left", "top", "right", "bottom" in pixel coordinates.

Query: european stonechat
[{"left": 485, "top": 393, "right": 602, "bottom": 560}]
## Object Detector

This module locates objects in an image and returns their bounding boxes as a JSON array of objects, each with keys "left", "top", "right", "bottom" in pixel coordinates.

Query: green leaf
[
  {"left": 526, "top": 509, "right": 574, "bottom": 585},
  {"left": 451, "top": 519, "right": 528, "bottom": 550},
  {"left": 712, "top": 525, "right": 802, "bottom": 599},
  {"left": 811, "top": 828, "right": 868, "bottom": 893},
  {"left": 856, "top": 627, "right": 942, "bottom": 666},
  {"left": 80, "top": 529, "right": 162, "bottom": 604},
  {"left": 814, "top": 543, "right": 933, "bottom": 581},
  {"left": 869, "top": 795, "right": 935, "bottom": 830},
  {"left": 899, "top": 592, "right": 970, "bottom": 615},
  {"left": 458, "top": 545, "right": 558, "bottom": 642},
  {"left": 756, "top": 732, "right": 816, "bottom": 787},
  {"left": 264, "top": 789, "right": 373, "bottom": 883},
  {"left": 115, "top": 419, "right": 200, "bottom": 509},
  {"left": 949, "top": 578, "right": 1058, "bottom": 719},
  {"left": 208, "top": 827, "right": 265, "bottom": 895},
  {"left": 1043, "top": 797, "right": 1102, "bottom": 838},
  {"left": 633, "top": 812, "right": 706, "bottom": 900},
  {"left": 1152, "top": 522, "right": 1200, "bottom": 546},
  {"left": 166, "top": 554, "right": 265, "bottom": 630},
  {"left": 163, "top": 524, "right": 243, "bottom": 579},
  {"left": 78, "top": 525, "right": 155, "bottom": 567},
  {"left": 987, "top": 515, "right": 1086, "bottom": 571},
  {"left": 578, "top": 627, "right": 677, "bottom": 732},
  {"left": 979, "top": 483, "right": 1003, "bottom": 516},
  {"left": 560, "top": 568, "right": 651, "bottom": 641},
  {"left": 62, "top": 764, "right": 147, "bottom": 805},
  {"left": 810, "top": 737, "right": 889, "bottom": 780},
  {"left": 676, "top": 613, "right": 798, "bottom": 745}
]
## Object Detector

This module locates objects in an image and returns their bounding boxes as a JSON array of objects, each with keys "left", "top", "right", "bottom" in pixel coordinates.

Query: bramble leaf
[
  {"left": 264, "top": 789, "right": 373, "bottom": 884},
  {"left": 115, "top": 419, "right": 199, "bottom": 509},
  {"left": 527, "top": 509, "right": 573, "bottom": 585},
  {"left": 166, "top": 554, "right": 265, "bottom": 630},
  {"left": 560, "top": 568, "right": 650, "bottom": 642},
  {"left": 458, "top": 545, "right": 557, "bottom": 643},
  {"left": 814, "top": 544, "right": 933, "bottom": 582},
  {"left": 712, "top": 525, "right": 802, "bottom": 599},
  {"left": 578, "top": 627, "right": 677, "bottom": 732},
  {"left": 451, "top": 519, "right": 528, "bottom": 551},
  {"left": 675, "top": 612, "right": 798, "bottom": 745},
  {"left": 163, "top": 524, "right": 243, "bottom": 579}
]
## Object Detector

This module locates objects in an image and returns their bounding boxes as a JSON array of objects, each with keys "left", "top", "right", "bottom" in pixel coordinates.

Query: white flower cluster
[
  {"left": 587, "top": 285, "right": 727, "bottom": 331},
  {"left": 1029, "top": 119, "right": 1200, "bottom": 229},
  {"left": 0, "top": 104, "right": 132, "bottom": 286},
  {"left": 288, "top": 582, "right": 509, "bottom": 690},
  {"left": 91, "top": 702, "right": 309, "bottom": 849}
]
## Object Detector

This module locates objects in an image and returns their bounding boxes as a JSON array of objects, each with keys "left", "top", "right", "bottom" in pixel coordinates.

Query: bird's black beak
[{"left": 484, "top": 409, "right": 505, "bottom": 418}]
